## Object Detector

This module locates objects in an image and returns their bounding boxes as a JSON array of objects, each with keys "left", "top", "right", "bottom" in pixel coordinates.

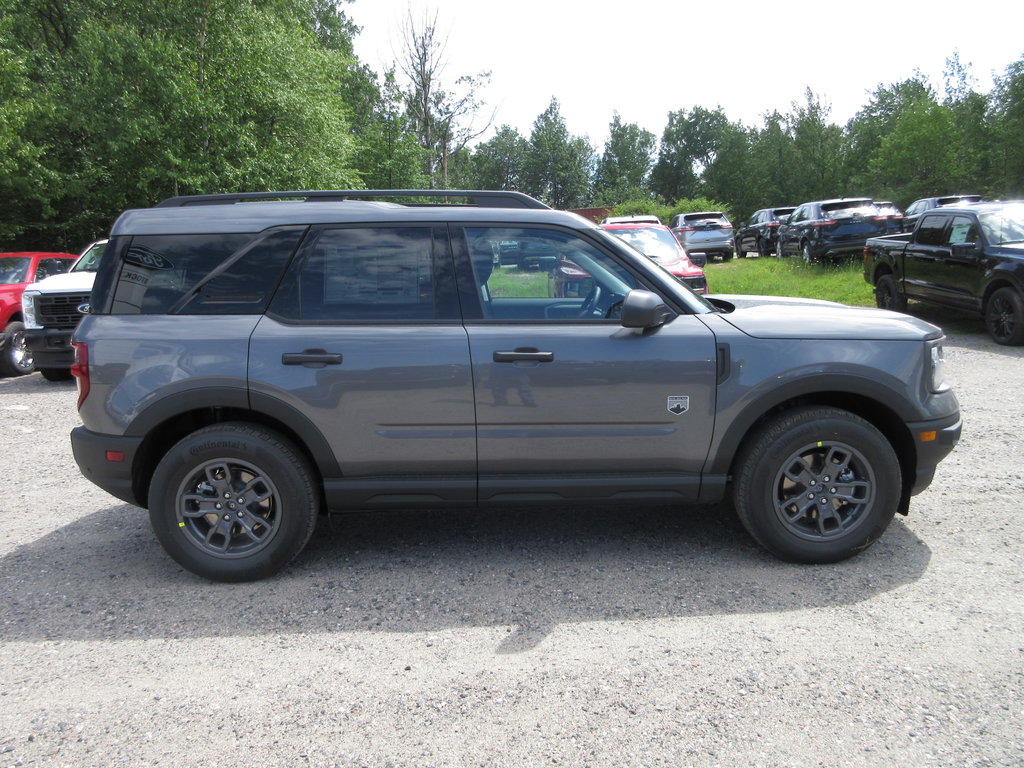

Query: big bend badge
[{"left": 667, "top": 396, "right": 689, "bottom": 415}]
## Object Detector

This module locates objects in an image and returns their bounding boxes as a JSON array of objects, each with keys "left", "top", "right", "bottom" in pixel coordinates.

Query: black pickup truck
[{"left": 864, "top": 201, "right": 1024, "bottom": 345}]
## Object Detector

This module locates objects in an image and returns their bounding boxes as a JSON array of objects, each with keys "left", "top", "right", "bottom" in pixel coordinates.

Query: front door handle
[
  {"left": 282, "top": 349, "right": 343, "bottom": 367},
  {"left": 493, "top": 348, "right": 554, "bottom": 363}
]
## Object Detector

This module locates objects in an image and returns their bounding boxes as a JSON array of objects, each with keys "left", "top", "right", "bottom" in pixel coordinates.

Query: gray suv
[{"left": 70, "top": 190, "right": 961, "bottom": 582}]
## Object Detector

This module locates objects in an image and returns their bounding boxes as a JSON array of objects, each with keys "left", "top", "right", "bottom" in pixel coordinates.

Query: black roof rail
[{"left": 154, "top": 189, "right": 550, "bottom": 210}]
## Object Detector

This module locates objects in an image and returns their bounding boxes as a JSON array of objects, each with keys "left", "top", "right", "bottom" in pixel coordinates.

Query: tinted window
[
  {"left": 916, "top": 215, "right": 948, "bottom": 246},
  {"left": 271, "top": 226, "right": 457, "bottom": 322},
  {"left": 109, "top": 229, "right": 302, "bottom": 315}
]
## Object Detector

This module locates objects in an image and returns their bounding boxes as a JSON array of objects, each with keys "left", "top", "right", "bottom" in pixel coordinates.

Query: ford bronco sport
[{"left": 70, "top": 190, "right": 961, "bottom": 582}]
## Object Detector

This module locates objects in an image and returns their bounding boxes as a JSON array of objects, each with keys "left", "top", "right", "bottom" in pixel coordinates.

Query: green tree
[
  {"left": 788, "top": 89, "right": 847, "bottom": 201},
  {"left": 471, "top": 125, "right": 528, "bottom": 190},
  {"left": 747, "top": 111, "right": 801, "bottom": 210},
  {"left": 988, "top": 57, "right": 1024, "bottom": 197},
  {"left": 351, "top": 69, "right": 429, "bottom": 189},
  {"left": 0, "top": 0, "right": 362, "bottom": 249},
  {"left": 845, "top": 76, "right": 936, "bottom": 200},
  {"left": 522, "top": 98, "right": 593, "bottom": 209},
  {"left": 593, "top": 113, "right": 655, "bottom": 205}
]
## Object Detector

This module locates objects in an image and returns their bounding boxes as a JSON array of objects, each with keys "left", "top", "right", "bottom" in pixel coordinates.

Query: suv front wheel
[
  {"left": 148, "top": 422, "right": 319, "bottom": 582},
  {"left": 732, "top": 407, "right": 900, "bottom": 563}
]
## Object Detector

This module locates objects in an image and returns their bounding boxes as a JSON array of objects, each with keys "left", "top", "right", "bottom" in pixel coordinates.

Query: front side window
[
  {"left": 462, "top": 227, "right": 637, "bottom": 321},
  {"left": 947, "top": 216, "right": 980, "bottom": 245}
]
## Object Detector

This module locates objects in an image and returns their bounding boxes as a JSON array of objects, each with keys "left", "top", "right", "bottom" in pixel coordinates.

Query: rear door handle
[
  {"left": 493, "top": 349, "right": 554, "bottom": 363},
  {"left": 282, "top": 349, "right": 343, "bottom": 367}
]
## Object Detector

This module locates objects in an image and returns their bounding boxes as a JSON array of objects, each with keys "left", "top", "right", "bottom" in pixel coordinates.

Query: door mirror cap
[{"left": 620, "top": 290, "right": 675, "bottom": 329}]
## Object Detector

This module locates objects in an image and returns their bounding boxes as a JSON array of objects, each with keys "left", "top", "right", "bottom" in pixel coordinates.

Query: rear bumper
[
  {"left": 23, "top": 327, "right": 75, "bottom": 369},
  {"left": 71, "top": 426, "right": 145, "bottom": 507}
]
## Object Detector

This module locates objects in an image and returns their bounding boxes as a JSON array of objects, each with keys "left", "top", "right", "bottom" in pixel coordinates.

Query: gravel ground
[{"left": 1, "top": 313, "right": 1022, "bottom": 767}]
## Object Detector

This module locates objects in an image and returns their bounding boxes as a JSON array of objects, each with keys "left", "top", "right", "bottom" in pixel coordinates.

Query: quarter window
[{"left": 109, "top": 229, "right": 302, "bottom": 315}]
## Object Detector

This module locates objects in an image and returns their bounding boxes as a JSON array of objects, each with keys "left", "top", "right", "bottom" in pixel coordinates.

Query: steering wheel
[{"left": 578, "top": 284, "right": 602, "bottom": 317}]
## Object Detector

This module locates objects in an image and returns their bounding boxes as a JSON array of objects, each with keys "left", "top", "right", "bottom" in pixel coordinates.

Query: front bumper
[
  {"left": 906, "top": 413, "right": 962, "bottom": 497},
  {"left": 71, "top": 426, "right": 145, "bottom": 507},
  {"left": 23, "top": 327, "right": 75, "bottom": 369}
]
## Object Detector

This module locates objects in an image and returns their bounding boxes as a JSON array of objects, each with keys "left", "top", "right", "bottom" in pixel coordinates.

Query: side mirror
[
  {"left": 620, "top": 290, "right": 675, "bottom": 329},
  {"left": 538, "top": 256, "right": 558, "bottom": 272},
  {"left": 951, "top": 242, "right": 980, "bottom": 258}
]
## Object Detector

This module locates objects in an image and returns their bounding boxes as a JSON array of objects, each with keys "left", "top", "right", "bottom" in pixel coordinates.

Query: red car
[
  {"left": 600, "top": 222, "right": 708, "bottom": 294},
  {"left": 0, "top": 251, "right": 77, "bottom": 376}
]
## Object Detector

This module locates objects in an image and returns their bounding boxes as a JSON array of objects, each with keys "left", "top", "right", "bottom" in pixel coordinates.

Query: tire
[
  {"left": 736, "top": 239, "right": 746, "bottom": 258},
  {"left": 756, "top": 237, "right": 768, "bottom": 258},
  {"left": 732, "top": 406, "right": 900, "bottom": 563},
  {"left": 148, "top": 422, "right": 320, "bottom": 582},
  {"left": 775, "top": 239, "right": 785, "bottom": 258},
  {"left": 985, "top": 287, "right": 1024, "bottom": 346},
  {"left": 40, "top": 367, "right": 73, "bottom": 382},
  {"left": 801, "top": 242, "right": 815, "bottom": 264},
  {"left": 0, "top": 321, "right": 34, "bottom": 377},
  {"left": 874, "top": 274, "right": 907, "bottom": 313}
]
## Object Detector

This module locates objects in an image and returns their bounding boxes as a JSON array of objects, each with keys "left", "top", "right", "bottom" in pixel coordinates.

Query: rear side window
[
  {"left": 269, "top": 226, "right": 458, "bottom": 322},
  {"left": 107, "top": 229, "right": 303, "bottom": 315}
]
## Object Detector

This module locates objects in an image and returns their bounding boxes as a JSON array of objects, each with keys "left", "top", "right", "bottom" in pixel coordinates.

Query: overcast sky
[{"left": 348, "top": 0, "right": 1024, "bottom": 148}]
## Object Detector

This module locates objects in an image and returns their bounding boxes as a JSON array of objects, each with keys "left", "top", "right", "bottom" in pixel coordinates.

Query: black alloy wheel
[{"left": 732, "top": 406, "right": 900, "bottom": 563}]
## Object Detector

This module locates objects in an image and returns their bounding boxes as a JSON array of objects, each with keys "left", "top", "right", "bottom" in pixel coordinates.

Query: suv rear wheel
[
  {"left": 148, "top": 422, "right": 319, "bottom": 582},
  {"left": 732, "top": 407, "right": 900, "bottom": 563}
]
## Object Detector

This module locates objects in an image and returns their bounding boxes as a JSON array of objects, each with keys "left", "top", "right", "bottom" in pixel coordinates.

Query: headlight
[
  {"left": 21, "top": 290, "right": 39, "bottom": 329},
  {"left": 927, "top": 339, "right": 948, "bottom": 393}
]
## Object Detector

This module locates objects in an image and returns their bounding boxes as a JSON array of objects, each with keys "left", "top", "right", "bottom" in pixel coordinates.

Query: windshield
[
  {"left": 73, "top": 241, "right": 107, "bottom": 272},
  {"left": 979, "top": 206, "right": 1024, "bottom": 245},
  {"left": 0, "top": 257, "right": 30, "bottom": 285},
  {"left": 605, "top": 227, "right": 683, "bottom": 260}
]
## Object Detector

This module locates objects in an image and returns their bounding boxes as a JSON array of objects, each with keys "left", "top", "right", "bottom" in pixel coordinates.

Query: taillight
[
  {"left": 677, "top": 226, "right": 695, "bottom": 232},
  {"left": 811, "top": 219, "right": 837, "bottom": 227},
  {"left": 71, "top": 341, "right": 90, "bottom": 408},
  {"left": 766, "top": 222, "right": 779, "bottom": 228}
]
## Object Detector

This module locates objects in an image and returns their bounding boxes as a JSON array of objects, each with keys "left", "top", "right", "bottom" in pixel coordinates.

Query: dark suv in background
[
  {"left": 70, "top": 190, "right": 960, "bottom": 582},
  {"left": 903, "top": 195, "right": 983, "bottom": 230},
  {"left": 735, "top": 207, "right": 795, "bottom": 258},
  {"left": 775, "top": 198, "right": 889, "bottom": 262}
]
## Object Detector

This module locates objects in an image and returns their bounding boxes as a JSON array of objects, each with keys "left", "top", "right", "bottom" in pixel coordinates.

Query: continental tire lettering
[{"left": 189, "top": 440, "right": 245, "bottom": 456}]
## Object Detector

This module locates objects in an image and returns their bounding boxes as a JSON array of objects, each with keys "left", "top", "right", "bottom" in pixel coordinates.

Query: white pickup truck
[{"left": 21, "top": 239, "right": 106, "bottom": 381}]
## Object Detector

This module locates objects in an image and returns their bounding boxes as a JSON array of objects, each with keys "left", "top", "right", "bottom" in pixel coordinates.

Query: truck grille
[{"left": 36, "top": 293, "right": 91, "bottom": 329}]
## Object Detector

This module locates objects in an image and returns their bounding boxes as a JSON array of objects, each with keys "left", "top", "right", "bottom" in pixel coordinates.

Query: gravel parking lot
[{"left": 1, "top": 311, "right": 1022, "bottom": 767}]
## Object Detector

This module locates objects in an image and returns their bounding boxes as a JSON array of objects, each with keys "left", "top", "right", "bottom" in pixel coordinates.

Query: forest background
[{"left": 3, "top": 0, "right": 1024, "bottom": 250}]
